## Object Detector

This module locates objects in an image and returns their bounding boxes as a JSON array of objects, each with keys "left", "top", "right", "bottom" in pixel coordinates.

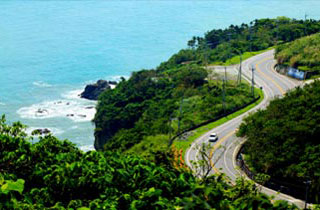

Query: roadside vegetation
[
  {"left": 157, "top": 16, "right": 320, "bottom": 71},
  {"left": 174, "top": 87, "right": 263, "bottom": 158},
  {"left": 94, "top": 65, "right": 255, "bottom": 153},
  {"left": 94, "top": 17, "right": 320, "bottom": 159},
  {"left": 237, "top": 80, "right": 320, "bottom": 203},
  {"left": 0, "top": 117, "right": 297, "bottom": 209},
  {"left": 276, "top": 32, "right": 320, "bottom": 74}
]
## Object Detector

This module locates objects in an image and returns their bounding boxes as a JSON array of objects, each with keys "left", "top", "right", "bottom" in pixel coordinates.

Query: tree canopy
[
  {"left": 0, "top": 116, "right": 296, "bottom": 209},
  {"left": 94, "top": 64, "right": 254, "bottom": 152},
  {"left": 94, "top": 17, "right": 320, "bottom": 155},
  {"left": 157, "top": 17, "right": 320, "bottom": 72},
  {"left": 276, "top": 33, "right": 320, "bottom": 73},
  {"left": 237, "top": 80, "right": 320, "bottom": 202}
]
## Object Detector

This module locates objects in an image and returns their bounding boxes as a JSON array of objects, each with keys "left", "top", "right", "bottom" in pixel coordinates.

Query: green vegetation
[
  {"left": 213, "top": 47, "right": 274, "bottom": 66},
  {"left": 94, "top": 17, "right": 320, "bottom": 157},
  {"left": 175, "top": 87, "right": 264, "bottom": 158},
  {"left": 276, "top": 33, "right": 320, "bottom": 73},
  {"left": 0, "top": 116, "right": 296, "bottom": 209},
  {"left": 237, "top": 80, "right": 320, "bottom": 202},
  {"left": 158, "top": 17, "right": 320, "bottom": 71},
  {"left": 94, "top": 65, "right": 255, "bottom": 152}
]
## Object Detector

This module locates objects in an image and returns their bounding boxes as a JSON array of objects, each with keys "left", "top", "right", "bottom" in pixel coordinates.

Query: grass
[
  {"left": 173, "top": 87, "right": 264, "bottom": 158},
  {"left": 212, "top": 47, "right": 274, "bottom": 66},
  {"left": 126, "top": 134, "right": 169, "bottom": 161}
]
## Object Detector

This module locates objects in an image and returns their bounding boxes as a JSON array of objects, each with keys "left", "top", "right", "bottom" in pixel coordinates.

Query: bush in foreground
[{"left": 0, "top": 116, "right": 295, "bottom": 209}]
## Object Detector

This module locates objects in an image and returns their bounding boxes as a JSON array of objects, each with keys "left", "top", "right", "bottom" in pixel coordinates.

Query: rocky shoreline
[{"left": 80, "top": 80, "right": 117, "bottom": 100}]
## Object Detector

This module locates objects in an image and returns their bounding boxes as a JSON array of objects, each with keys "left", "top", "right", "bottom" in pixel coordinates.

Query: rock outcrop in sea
[
  {"left": 32, "top": 128, "right": 51, "bottom": 135},
  {"left": 80, "top": 80, "right": 117, "bottom": 100}
]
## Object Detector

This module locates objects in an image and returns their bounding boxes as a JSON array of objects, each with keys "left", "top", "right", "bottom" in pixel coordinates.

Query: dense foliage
[
  {"left": 237, "top": 80, "right": 320, "bottom": 202},
  {"left": 94, "top": 65, "right": 254, "bottom": 151},
  {"left": 0, "top": 117, "right": 296, "bottom": 209},
  {"left": 94, "top": 17, "right": 320, "bottom": 153},
  {"left": 276, "top": 33, "right": 320, "bottom": 73},
  {"left": 158, "top": 17, "right": 320, "bottom": 71}
]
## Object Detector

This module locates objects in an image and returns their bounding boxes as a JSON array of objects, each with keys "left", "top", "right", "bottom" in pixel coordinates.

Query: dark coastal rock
[
  {"left": 80, "top": 80, "right": 111, "bottom": 100},
  {"left": 108, "top": 80, "right": 118, "bottom": 85},
  {"left": 94, "top": 132, "right": 112, "bottom": 151},
  {"left": 80, "top": 80, "right": 118, "bottom": 100},
  {"left": 32, "top": 128, "right": 51, "bottom": 135},
  {"left": 35, "top": 108, "right": 48, "bottom": 116}
]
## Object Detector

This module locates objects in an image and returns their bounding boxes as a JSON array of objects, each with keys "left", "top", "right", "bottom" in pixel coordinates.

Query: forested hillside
[
  {"left": 276, "top": 33, "right": 320, "bottom": 73},
  {"left": 237, "top": 80, "right": 320, "bottom": 202},
  {"left": 94, "top": 65, "right": 255, "bottom": 152},
  {"left": 0, "top": 117, "right": 296, "bottom": 209},
  {"left": 94, "top": 17, "right": 320, "bottom": 154},
  {"left": 158, "top": 16, "right": 320, "bottom": 71}
]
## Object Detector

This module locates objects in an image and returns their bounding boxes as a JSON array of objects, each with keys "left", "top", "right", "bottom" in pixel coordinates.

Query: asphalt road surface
[{"left": 185, "top": 50, "right": 308, "bottom": 208}]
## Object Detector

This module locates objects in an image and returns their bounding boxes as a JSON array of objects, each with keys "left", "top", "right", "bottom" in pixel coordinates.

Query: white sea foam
[
  {"left": 0, "top": 102, "right": 5, "bottom": 106},
  {"left": 61, "top": 89, "right": 83, "bottom": 100},
  {"left": 25, "top": 127, "right": 64, "bottom": 136},
  {"left": 109, "top": 84, "right": 116, "bottom": 89},
  {"left": 106, "top": 75, "right": 129, "bottom": 81},
  {"left": 17, "top": 99, "right": 96, "bottom": 122},
  {"left": 33, "top": 81, "right": 52, "bottom": 87},
  {"left": 79, "top": 144, "right": 95, "bottom": 152},
  {"left": 70, "top": 125, "right": 79, "bottom": 130}
]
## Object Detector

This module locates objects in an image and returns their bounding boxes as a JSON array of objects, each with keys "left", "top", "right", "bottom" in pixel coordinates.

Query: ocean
[{"left": 1, "top": 0, "right": 319, "bottom": 151}]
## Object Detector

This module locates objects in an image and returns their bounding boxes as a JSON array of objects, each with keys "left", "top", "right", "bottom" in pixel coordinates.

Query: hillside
[
  {"left": 94, "top": 65, "right": 255, "bottom": 153},
  {"left": 237, "top": 80, "right": 320, "bottom": 202},
  {"left": 276, "top": 33, "right": 320, "bottom": 74},
  {"left": 0, "top": 117, "right": 296, "bottom": 209},
  {"left": 158, "top": 17, "right": 320, "bottom": 71},
  {"left": 94, "top": 17, "right": 320, "bottom": 155}
]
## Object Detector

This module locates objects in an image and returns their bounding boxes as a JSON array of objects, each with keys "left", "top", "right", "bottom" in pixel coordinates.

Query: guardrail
[
  {"left": 275, "top": 64, "right": 316, "bottom": 80},
  {"left": 236, "top": 145, "right": 317, "bottom": 203}
]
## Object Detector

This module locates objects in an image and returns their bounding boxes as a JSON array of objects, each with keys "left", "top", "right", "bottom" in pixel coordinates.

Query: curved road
[{"left": 185, "top": 50, "right": 306, "bottom": 208}]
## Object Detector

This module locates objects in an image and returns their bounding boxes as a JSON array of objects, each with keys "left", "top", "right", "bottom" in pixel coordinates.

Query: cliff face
[
  {"left": 80, "top": 80, "right": 111, "bottom": 100},
  {"left": 94, "top": 130, "right": 111, "bottom": 150}
]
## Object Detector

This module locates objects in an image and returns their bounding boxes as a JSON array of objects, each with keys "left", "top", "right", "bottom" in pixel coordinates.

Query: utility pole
[
  {"left": 304, "top": 180, "right": 311, "bottom": 210},
  {"left": 275, "top": 18, "right": 279, "bottom": 45},
  {"left": 177, "top": 97, "right": 183, "bottom": 137},
  {"left": 204, "top": 43, "right": 208, "bottom": 67},
  {"left": 240, "top": 54, "right": 242, "bottom": 84},
  {"left": 168, "top": 115, "right": 172, "bottom": 142},
  {"left": 223, "top": 67, "right": 227, "bottom": 113},
  {"left": 251, "top": 66, "right": 255, "bottom": 98},
  {"left": 305, "top": 13, "right": 308, "bottom": 36},
  {"left": 237, "top": 53, "right": 242, "bottom": 85},
  {"left": 249, "top": 22, "right": 253, "bottom": 53},
  {"left": 204, "top": 41, "right": 213, "bottom": 67},
  {"left": 224, "top": 66, "right": 227, "bottom": 86}
]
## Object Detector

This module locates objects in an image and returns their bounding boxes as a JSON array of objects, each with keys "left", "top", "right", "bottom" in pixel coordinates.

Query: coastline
[{"left": 14, "top": 80, "right": 118, "bottom": 152}]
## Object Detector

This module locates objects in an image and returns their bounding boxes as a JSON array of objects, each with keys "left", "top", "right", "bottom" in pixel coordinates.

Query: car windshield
[{"left": 210, "top": 134, "right": 216, "bottom": 137}]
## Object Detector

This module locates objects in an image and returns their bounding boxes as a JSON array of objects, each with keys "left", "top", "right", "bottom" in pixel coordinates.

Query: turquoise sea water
[{"left": 1, "top": 1, "right": 319, "bottom": 150}]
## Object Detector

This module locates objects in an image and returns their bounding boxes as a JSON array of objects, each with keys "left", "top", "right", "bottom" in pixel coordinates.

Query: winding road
[{"left": 185, "top": 50, "right": 307, "bottom": 208}]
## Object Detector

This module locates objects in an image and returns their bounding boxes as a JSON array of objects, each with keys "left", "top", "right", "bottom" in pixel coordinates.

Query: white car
[{"left": 208, "top": 133, "right": 218, "bottom": 142}]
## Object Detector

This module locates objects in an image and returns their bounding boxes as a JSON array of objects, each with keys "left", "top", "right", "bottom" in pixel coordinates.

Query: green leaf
[
  {"left": 0, "top": 174, "right": 4, "bottom": 185},
  {"left": 1, "top": 179, "right": 25, "bottom": 194}
]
